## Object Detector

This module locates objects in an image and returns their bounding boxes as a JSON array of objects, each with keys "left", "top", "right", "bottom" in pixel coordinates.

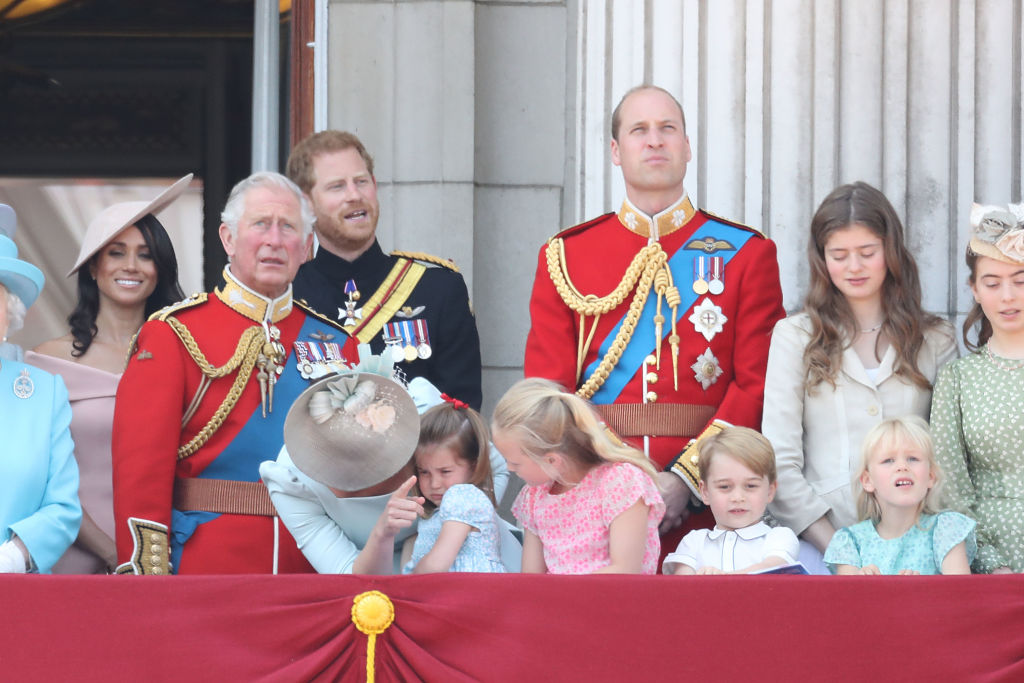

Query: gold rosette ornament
[{"left": 351, "top": 591, "right": 396, "bottom": 683}]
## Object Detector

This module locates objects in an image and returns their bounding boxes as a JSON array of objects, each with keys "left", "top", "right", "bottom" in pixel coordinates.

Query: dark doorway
[{"left": 0, "top": 0, "right": 291, "bottom": 288}]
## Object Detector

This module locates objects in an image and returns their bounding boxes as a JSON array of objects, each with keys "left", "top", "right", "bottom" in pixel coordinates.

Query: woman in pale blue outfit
[
  {"left": 825, "top": 416, "right": 974, "bottom": 575},
  {"left": 403, "top": 398, "right": 506, "bottom": 573},
  {"left": 261, "top": 370, "right": 518, "bottom": 574},
  {"left": 0, "top": 225, "right": 82, "bottom": 574}
]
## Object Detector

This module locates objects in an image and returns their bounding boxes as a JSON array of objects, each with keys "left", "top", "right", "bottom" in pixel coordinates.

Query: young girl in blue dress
[
  {"left": 403, "top": 396, "right": 506, "bottom": 573},
  {"left": 825, "top": 416, "right": 976, "bottom": 575}
]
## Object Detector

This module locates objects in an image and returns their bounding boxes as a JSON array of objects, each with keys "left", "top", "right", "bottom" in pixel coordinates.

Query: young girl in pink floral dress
[{"left": 493, "top": 378, "right": 665, "bottom": 574}]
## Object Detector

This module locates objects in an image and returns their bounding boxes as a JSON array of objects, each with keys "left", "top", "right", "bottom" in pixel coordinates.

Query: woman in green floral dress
[{"left": 930, "top": 203, "right": 1024, "bottom": 574}]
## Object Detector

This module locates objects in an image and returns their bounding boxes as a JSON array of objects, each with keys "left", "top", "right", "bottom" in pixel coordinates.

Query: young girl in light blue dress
[
  {"left": 403, "top": 396, "right": 507, "bottom": 573},
  {"left": 825, "top": 416, "right": 976, "bottom": 575}
]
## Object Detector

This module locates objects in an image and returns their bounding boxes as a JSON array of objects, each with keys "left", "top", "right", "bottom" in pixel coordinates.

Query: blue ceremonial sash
[
  {"left": 586, "top": 218, "right": 754, "bottom": 405},
  {"left": 201, "top": 314, "right": 338, "bottom": 480},
  {"left": 170, "top": 314, "right": 341, "bottom": 568}
]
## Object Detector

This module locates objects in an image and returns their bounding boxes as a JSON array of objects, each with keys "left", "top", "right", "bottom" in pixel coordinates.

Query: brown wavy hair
[
  {"left": 285, "top": 130, "right": 375, "bottom": 194},
  {"left": 962, "top": 246, "right": 994, "bottom": 352},
  {"left": 803, "top": 182, "right": 942, "bottom": 391}
]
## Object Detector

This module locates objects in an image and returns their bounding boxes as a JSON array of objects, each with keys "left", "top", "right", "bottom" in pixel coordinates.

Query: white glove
[{"left": 0, "top": 540, "right": 28, "bottom": 573}]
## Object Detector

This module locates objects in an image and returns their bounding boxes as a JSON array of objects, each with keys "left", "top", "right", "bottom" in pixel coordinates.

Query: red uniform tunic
[
  {"left": 112, "top": 269, "right": 343, "bottom": 574},
  {"left": 526, "top": 195, "right": 784, "bottom": 495}
]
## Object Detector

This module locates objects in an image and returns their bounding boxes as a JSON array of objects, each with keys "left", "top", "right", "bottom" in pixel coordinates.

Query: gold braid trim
[
  {"left": 390, "top": 250, "right": 459, "bottom": 272},
  {"left": 546, "top": 238, "right": 669, "bottom": 399},
  {"left": 164, "top": 317, "right": 266, "bottom": 460}
]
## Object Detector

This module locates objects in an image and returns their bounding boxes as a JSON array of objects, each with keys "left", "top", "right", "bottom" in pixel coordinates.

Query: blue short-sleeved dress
[
  {"left": 404, "top": 484, "right": 506, "bottom": 573},
  {"left": 824, "top": 511, "right": 977, "bottom": 575}
]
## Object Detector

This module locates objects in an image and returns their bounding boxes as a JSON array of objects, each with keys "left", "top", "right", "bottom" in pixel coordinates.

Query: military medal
[
  {"left": 400, "top": 321, "right": 418, "bottom": 363},
  {"left": 340, "top": 279, "right": 363, "bottom": 326},
  {"left": 13, "top": 368, "right": 34, "bottom": 399},
  {"left": 692, "top": 257, "right": 709, "bottom": 295},
  {"left": 691, "top": 348, "right": 723, "bottom": 390},
  {"left": 414, "top": 319, "right": 432, "bottom": 359},
  {"left": 293, "top": 341, "right": 316, "bottom": 379},
  {"left": 708, "top": 256, "right": 725, "bottom": 295},
  {"left": 688, "top": 297, "right": 728, "bottom": 342},
  {"left": 384, "top": 323, "right": 406, "bottom": 363}
]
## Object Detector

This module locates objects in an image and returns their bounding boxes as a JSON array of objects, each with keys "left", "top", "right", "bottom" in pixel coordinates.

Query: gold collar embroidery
[
  {"left": 214, "top": 266, "right": 293, "bottom": 323},
  {"left": 617, "top": 194, "right": 696, "bottom": 239}
]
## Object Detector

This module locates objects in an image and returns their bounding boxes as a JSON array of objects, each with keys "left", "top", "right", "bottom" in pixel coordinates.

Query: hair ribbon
[{"left": 440, "top": 393, "right": 468, "bottom": 410}]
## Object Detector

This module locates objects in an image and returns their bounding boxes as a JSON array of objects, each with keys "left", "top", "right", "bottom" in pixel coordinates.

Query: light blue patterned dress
[
  {"left": 824, "top": 511, "right": 977, "bottom": 575},
  {"left": 404, "top": 484, "right": 506, "bottom": 573}
]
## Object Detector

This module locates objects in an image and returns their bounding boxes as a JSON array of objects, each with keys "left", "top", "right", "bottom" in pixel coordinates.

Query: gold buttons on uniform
[
  {"left": 646, "top": 372, "right": 658, "bottom": 384},
  {"left": 646, "top": 391, "right": 658, "bottom": 403},
  {"left": 644, "top": 354, "right": 657, "bottom": 366}
]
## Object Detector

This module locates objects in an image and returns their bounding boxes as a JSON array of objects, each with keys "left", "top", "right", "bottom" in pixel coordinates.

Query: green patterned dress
[{"left": 930, "top": 347, "right": 1024, "bottom": 573}]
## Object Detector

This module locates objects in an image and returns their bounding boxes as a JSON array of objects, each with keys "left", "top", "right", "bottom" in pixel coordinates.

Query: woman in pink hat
[
  {"left": 27, "top": 176, "right": 188, "bottom": 574},
  {"left": 930, "top": 203, "right": 1024, "bottom": 574}
]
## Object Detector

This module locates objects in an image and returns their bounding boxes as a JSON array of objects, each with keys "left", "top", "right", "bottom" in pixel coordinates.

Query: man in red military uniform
[
  {"left": 112, "top": 172, "right": 346, "bottom": 574},
  {"left": 525, "top": 85, "right": 785, "bottom": 540}
]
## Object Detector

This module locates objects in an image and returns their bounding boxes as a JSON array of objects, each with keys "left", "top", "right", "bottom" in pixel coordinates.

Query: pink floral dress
[{"left": 511, "top": 462, "right": 665, "bottom": 574}]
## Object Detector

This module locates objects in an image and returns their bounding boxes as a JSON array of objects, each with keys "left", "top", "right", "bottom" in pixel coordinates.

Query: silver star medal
[
  {"left": 691, "top": 348, "right": 722, "bottom": 390},
  {"left": 688, "top": 297, "right": 727, "bottom": 342},
  {"left": 13, "top": 368, "right": 34, "bottom": 399}
]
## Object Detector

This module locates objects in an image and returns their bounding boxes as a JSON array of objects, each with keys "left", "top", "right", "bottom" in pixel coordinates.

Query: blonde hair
[
  {"left": 414, "top": 402, "right": 495, "bottom": 512},
  {"left": 855, "top": 416, "right": 945, "bottom": 524},
  {"left": 697, "top": 427, "right": 777, "bottom": 483},
  {"left": 491, "top": 377, "right": 658, "bottom": 483}
]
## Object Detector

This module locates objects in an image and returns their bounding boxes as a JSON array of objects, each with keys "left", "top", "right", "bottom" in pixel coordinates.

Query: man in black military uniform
[{"left": 286, "top": 131, "right": 483, "bottom": 409}]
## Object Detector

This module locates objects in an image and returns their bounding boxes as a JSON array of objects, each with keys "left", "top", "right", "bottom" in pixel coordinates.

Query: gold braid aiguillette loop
[
  {"left": 546, "top": 238, "right": 668, "bottom": 400},
  {"left": 547, "top": 239, "right": 664, "bottom": 387},
  {"left": 166, "top": 320, "right": 266, "bottom": 460}
]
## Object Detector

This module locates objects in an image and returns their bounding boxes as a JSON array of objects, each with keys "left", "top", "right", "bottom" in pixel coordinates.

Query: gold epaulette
[
  {"left": 697, "top": 209, "right": 766, "bottom": 237},
  {"left": 150, "top": 292, "right": 208, "bottom": 322},
  {"left": 390, "top": 250, "right": 459, "bottom": 272},
  {"left": 126, "top": 293, "right": 208, "bottom": 365}
]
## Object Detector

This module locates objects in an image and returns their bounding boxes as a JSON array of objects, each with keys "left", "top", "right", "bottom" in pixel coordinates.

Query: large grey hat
[
  {"left": 284, "top": 372, "right": 420, "bottom": 492},
  {"left": 67, "top": 174, "right": 192, "bottom": 277}
]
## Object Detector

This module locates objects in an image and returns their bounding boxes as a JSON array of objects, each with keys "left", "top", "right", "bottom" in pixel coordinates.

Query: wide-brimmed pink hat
[{"left": 67, "top": 174, "right": 193, "bottom": 277}]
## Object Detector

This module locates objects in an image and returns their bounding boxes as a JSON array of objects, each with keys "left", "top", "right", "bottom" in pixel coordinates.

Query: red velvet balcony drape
[{"left": 3, "top": 574, "right": 1022, "bottom": 681}]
